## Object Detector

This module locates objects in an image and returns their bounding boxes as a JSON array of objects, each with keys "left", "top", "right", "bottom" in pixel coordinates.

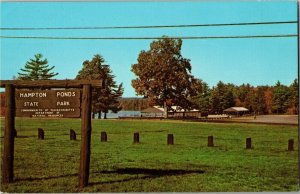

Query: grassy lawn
[{"left": 0, "top": 118, "right": 298, "bottom": 192}]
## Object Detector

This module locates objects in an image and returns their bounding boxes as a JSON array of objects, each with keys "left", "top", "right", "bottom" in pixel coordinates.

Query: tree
[
  {"left": 76, "top": 54, "right": 124, "bottom": 119},
  {"left": 210, "top": 81, "right": 235, "bottom": 114},
  {"left": 264, "top": 87, "right": 273, "bottom": 114},
  {"left": 18, "top": 54, "right": 58, "bottom": 80},
  {"left": 252, "top": 87, "right": 267, "bottom": 114},
  {"left": 131, "top": 37, "right": 195, "bottom": 118},
  {"left": 233, "top": 84, "right": 252, "bottom": 108},
  {"left": 272, "top": 81, "right": 290, "bottom": 114},
  {"left": 190, "top": 81, "right": 211, "bottom": 113},
  {"left": 288, "top": 79, "right": 298, "bottom": 114}
]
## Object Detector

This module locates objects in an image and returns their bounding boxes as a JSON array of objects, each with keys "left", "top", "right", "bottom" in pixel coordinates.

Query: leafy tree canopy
[{"left": 131, "top": 36, "right": 197, "bottom": 117}]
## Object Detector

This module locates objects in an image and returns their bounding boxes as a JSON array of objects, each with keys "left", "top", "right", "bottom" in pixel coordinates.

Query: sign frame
[{"left": 0, "top": 80, "right": 101, "bottom": 189}]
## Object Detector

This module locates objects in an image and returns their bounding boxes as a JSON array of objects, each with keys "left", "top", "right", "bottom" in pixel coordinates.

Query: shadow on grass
[
  {"left": 15, "top": 173, "right": 78, "bottom": 182},
  {"left": 14, "top": 168, "right": 204, "bottom": 186},
  {"left": 98, "top": 168, "right": 204, "bottom": 175},
  {"left": 89, "top": 168, "right": 205, "bottom": 186}
]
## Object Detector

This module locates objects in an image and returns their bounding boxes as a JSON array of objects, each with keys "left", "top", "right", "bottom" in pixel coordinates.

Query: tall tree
[
  {"left": 190, "top": 81, "right": 211, "bottom": 112},
  {"left": 264, "top": 87, "right": 273, "bottom": 114},
  {"left": 76, "top": 54, "right": 124, "bottom": 119},
  {"left": 210, "top": 81, "right": 235, "bottom": 114},
  {"left": 288, "top": 79, "right": 298, "bottom": 114},
  {"left": 234, "top": 83, "right": 252, "bottom": 108},
  {"left": 272, "top": 81, "right": 290, "bottom": 114},
  {"left": 131, "top": 37, "right": 195, "bottom": 118},
  {"left": 18, "top": 54, "right": 58, "bottom": 80},
  {"left": 252, "top": 87, "right": 267, "bottom": 114}
]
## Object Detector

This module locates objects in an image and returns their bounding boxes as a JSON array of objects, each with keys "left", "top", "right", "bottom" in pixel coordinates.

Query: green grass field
[{"left": 0, "top": 118, "right": 298, "bottom": 192}]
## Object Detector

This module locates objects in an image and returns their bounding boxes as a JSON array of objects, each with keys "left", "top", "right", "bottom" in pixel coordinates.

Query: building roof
[
  {"left": 223, "top": 107, "right": 249, "bottom": 112},
  {"left": 141, "top": 107, "right": 164, "bottom": 113}
]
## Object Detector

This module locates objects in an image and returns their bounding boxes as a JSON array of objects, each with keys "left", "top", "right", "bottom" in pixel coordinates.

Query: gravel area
[{"left": 231, "top": 115, "right": 298, "bottom": 125}]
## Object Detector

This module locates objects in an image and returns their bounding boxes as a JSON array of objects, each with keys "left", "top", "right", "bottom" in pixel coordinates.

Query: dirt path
[{"left": 230, "top": 115, "right": 298, "bottom": 125}]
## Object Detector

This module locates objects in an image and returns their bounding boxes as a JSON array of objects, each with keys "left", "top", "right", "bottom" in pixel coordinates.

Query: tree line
[
  {"left": 13, "top": 36, "right": 298, "bottom": 118},
  {"left": 190, "top": 80, "right": 298, "bottom": 115},
  {"left": 118, "top": 80, "right": 298, "bottom": 115}
]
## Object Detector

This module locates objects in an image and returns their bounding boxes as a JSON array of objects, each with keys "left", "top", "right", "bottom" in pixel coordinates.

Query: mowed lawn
[{"left": 0, "top": 118, "right": 298, "bottom": 192}]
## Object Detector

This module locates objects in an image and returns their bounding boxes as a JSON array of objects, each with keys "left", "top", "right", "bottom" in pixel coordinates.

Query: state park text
[{"left": 15, "top": 90, "right": 81, "bottom": 118}]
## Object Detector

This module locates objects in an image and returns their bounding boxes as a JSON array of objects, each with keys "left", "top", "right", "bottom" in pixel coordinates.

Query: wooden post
[
  {"left": 2, "top": 84, "right": 15, "bottom": 184},
  {"left": 38, "top": 128, "right": 44, "bottom": 140},
  {"left": 288, "top": 139, "right": 294, "bottom": 151},
  {"left": 101, "top": 132, "right": 107, "bottom": 142},
  {"left": 246, "top": 138, "right": 252, "bottom": 149},
  {"left": 70, "top": 129, "right": 76, "bottom": 140},
  {"left": 134, "top": 132, "right": 139, "bottom": 144},
  {"left": 208, "top": 136, "right": 214, "bottom": 147},
  {"left": 13, "top": 129, "right": 17, "bottom": 138},
  {"left": 79, "top": 84, "right": 92, "bottom": 189},
  {"left": 167, "top": 134, "right": 174, "bottom": 145}
]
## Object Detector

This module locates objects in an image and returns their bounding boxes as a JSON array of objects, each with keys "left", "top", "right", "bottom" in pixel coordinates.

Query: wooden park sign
[
  {"left": 0, "top": 79, "right": 101, "bottom": 189},
  {"left": 15, "top": 89, "right": 80, "bottom": 118}
]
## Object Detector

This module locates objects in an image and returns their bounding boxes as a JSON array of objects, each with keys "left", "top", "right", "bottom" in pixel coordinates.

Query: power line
[
  {"left": 0, "top": 34, "right": 297, "bottom": 40},
  {"left": 0, "top": 21, "right": 297, "bottom": 30}
]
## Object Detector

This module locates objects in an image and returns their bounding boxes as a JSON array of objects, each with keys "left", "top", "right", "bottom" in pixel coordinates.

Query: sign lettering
[{"left": 15, "top": 89, "right": 81, "bottom": 118}]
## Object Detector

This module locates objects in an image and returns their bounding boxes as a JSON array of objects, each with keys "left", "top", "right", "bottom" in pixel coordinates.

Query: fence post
[
  {"left": 208, "top": 136, "right": 214, "bottom": 147},
  {"left": 2, "top": 84, "right": 15, "bottom": 184},
  {"left": 134, "top": 132, "right": 139, "bottom": 144},
  {"left": 288, "top": 139, "right": 294, "bottom": 151},
  {"left": 167, "top": 134, "right": 174, "bottom": 145},
  {"left": 101, "top": 132, "right": 107, "bottom": 142},
  {"left": 70, "top": 129, "right": 76, "bottom": 140},
  {"left": 38, "top": 128, "right": 44, "bottom": 140},
  {"left": 79, "top": 84, "right": 92, "bottom": 189},
  {"left": 13, "top": 129, "right": 17, "bottom": 138},
  {"left": 246, "top": 138, "right": 252, "bottom": 149}
]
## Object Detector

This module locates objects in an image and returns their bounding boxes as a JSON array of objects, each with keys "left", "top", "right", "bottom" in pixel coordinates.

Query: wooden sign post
[
  {"left": 2, "top": 84, "right": 15, "bottom": 183},
  {"left": 79, "top": 84, "right": 92, "bottom": 188},
  {"left": 0, "top": 80, "right": 101, "bottom": 189}
]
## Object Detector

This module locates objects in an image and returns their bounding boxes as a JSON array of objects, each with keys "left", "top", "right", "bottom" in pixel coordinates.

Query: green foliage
[
  {"left": 0, "top": 118, "right": 298, "bottom": 192},
  {"left": 190, "top": 82, "right": 211, "bottom": 112},
  {"left": 272, "top": 81, "right": 291, "bottom": 114},
  {"left": 18, "top": 54, "right": 58, "bottom": 80},
  {"left": 131, "top": 37, "right": 197, "bottom": 116},
  {"left": 189, "top": 79, "right": 297, "bottom": 115},
  {"left": 288, "top": 79, "right": 298, "bottom": 114},
  {"left": 210, "top": 81, "right": 235, "bottom": 114},
  {"left": 253, "top": 87, "right": 268, "bottom": 114},
  {"left": 76, "top": 54, "right": 124, "bottom": 118}
]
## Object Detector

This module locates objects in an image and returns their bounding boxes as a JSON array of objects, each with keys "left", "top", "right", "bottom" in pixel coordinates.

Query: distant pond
[{"left": 95, "top": 110, "right": 141, "bottom": 119}]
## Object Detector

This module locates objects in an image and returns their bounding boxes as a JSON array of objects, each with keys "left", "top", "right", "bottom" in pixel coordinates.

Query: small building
[
  {"left": 167, "top": 106, "right": 201, "bottom": 118},
  {"left": 141, "top": 106, "right": 201, "bottom": 118},
  {"left": 223, "top": 107, "right": 249, "bottom": 116}
]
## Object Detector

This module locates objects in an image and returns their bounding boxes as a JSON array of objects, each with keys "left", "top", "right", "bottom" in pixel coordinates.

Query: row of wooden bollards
[
  {"left": 207, "top": 136, "right": 295, "bottom": 151},
  {"left": 37, "top": 128, "right": 77, "bottom": 140},
  {"left": 101, "top": 132, "right": 295, "bottom": 151},
  {"left": 101, "top": 132, "right": 174, "bottom": 145},
  {"left": 35, "top": 129, "right": 295, "bottom": 151}
]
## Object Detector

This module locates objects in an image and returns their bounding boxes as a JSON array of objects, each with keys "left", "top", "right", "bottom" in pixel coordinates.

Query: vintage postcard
[{"left": 0, "top": 0, "right": 299, "bottom": 192}]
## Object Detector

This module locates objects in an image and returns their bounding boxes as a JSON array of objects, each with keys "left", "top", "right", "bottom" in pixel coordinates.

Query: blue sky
[{"left": 0, "top": 1, "right": 298, "bottom": 97}]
